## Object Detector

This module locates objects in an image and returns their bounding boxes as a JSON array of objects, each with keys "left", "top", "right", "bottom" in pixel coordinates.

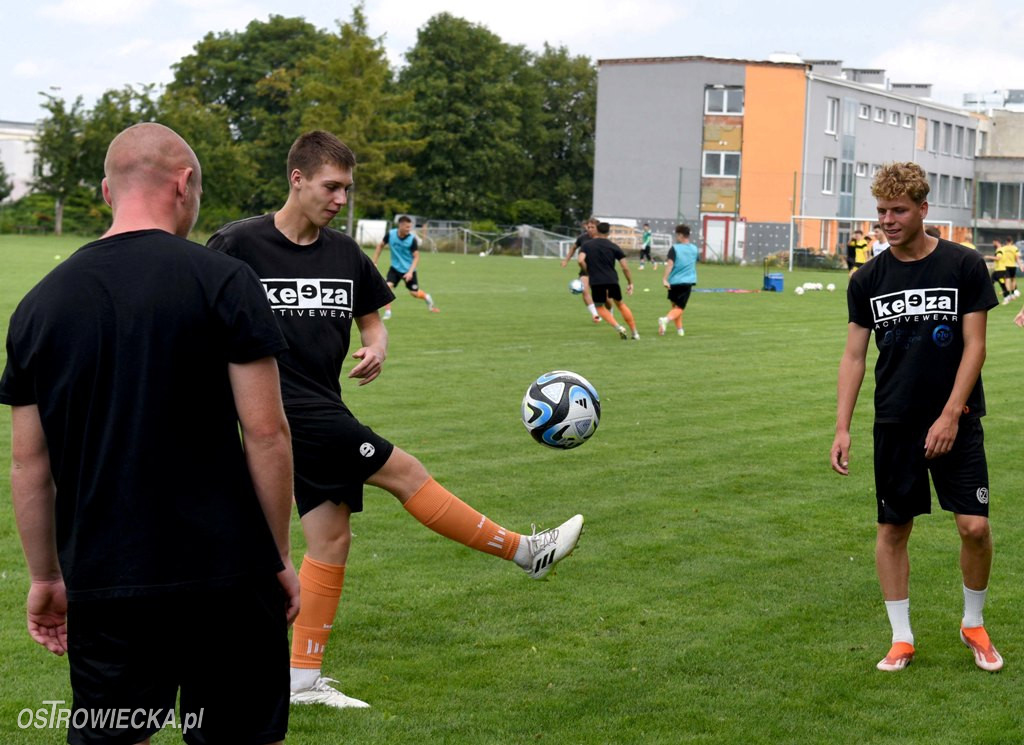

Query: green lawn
[{"left": 1, "top": 235, "right": 1023, "bottom": 743}]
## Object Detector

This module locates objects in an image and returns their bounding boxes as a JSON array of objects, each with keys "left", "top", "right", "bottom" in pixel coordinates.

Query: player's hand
[
  {"left": 627, "top": 283, "right": 634, "bottom": 296},
  {"left": 560, "top": 258, "right": 568, "bottom": 267},
  {"left": 276, "top": 559, "right": 301, "bottom": 625},
  {"left": 403, "top": 271, "right": 413, "bottom": 282},
  {"left": 26, "top": 578, "right": 68, "bottom": 655},
  {"left": 1015, "top": 307, "right": 1024, "bottom": 327},
  {"left": 349, "top": 346, "right": 384, "bottom": 385},
  {"left": 924, "top": 412, "right": 959, "bottom": 459},
  {"left": 830, "top": 431, "right": 851, "bottom": 475},
  {"left": 662, "top": 279, "right": 670, "bottom": 289}
]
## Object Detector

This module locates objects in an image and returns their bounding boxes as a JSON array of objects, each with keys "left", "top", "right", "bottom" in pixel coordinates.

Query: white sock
[
  {"left": 884, "top": 598, "right": 914, "bottom": 645},
  {"left": 290, "top": 667, "right": 321, "bottom": 692},
  {"left": 586, "top": 303, "right": 597, "bottom": 317},
  {"left": 962, "top": 585, "right": 987, "bottom": 628},
  {"left": 513, "top": 536, "right": 532, "bottom": 568}
]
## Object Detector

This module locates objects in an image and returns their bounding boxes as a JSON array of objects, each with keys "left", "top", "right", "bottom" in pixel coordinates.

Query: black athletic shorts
[
  {"left": 1006, "top": 267, "right": 1017, "bottom": 279},
  {"left": 992, "top": 270, "right": 1006, "bottom": 282},
  {"left": 590, "top": 283, "right": 622, "bottom": 304},
  {"left": 386, "top": 266, "right": 420, "bottom": 291},
  {"left": 667, "top": 283, "right": 693, "bottom": 309},
  {"left": 67, "top": 574, "right": 289, "bottom": 745},
  {"left": 287, "top": 401, "right": 395, "bottom": 516},
  {"left": 873, "top": 417, "right": 990, "bottom": 524}
]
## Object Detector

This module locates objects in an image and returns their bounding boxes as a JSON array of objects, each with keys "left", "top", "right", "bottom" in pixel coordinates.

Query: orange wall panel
[{"left": 739, "top": 65, "right": 807, "bottom": 222}]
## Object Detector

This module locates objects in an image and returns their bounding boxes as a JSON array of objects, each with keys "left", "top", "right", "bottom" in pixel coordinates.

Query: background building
[
  {"left": 0, "top": 120, "right": 37, "bottom": 202},
  {"left": 594, "top": 56, "right": 979, "bottom": 262}
]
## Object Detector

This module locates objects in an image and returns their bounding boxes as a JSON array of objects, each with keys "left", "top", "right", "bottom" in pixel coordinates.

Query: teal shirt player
[
  {"left": 667, "top": 242, "right": 699, "bottom": 285},
  {"left": 387, "top": 228, "right": 418, "bottom": 273}
]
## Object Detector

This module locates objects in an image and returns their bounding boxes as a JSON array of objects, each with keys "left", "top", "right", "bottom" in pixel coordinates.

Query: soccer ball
[
  {"left": 521, "top": 371, "right": 600, "bottom": 449},
  {"left": 826, "top": 283, "right": 836, "bottom": 292},
  {"left": 794, "top": 286, "right": 805, "bottom": 295},
  {"left": 569, "top": 278, "right": 584, "bottom": 294}
]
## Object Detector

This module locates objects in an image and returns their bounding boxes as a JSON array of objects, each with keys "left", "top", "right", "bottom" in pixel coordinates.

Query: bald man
[{"left": 0, "top": 123, "right": 298, "bottom": 744}]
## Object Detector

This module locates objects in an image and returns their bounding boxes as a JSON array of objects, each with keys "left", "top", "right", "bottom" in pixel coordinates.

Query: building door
[{"left": 702, "top": 215, "right": 732, "bottom": 261}]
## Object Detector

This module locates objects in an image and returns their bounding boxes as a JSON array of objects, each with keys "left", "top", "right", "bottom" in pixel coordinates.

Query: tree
[
  {"left": 291, "top": 4, "right": 423, "bottom": 224},
  {"left": 396, "top": 13, "right": 535, "bottom": 220},
  {"left": 79, "top": 85, "right": 159, "bottom": 197},
  {"left": 0, "top": 158, "right": 12, "bottom": 203},
  {"left": 32, "top": 93, "right": 87, "bottom": 235},
  {"left": 168, "top": 15, "right": 332, "bottom": 213}
]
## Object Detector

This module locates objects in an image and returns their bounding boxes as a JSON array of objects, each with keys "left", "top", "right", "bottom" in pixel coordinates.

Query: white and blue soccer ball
[
  {"left": 569, "top": 278, "right": 584, "bottom": 295},
  {"left": 522, "top": 370, "right": 600, "bottom": 449}
]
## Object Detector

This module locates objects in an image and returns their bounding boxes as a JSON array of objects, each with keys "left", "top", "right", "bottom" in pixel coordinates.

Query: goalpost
[{"left": 788, "top": 215, "right": 955, "bottom": 271}]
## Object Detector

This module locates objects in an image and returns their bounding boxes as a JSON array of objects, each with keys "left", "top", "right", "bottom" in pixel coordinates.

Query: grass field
[{"left": 2, "top": 234, "right": 1024, "bottom": 744}]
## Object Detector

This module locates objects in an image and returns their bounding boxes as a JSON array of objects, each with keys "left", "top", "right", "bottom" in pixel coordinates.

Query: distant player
[
  {"left": 870, "top": 224, "right": 889, "bottom": 257},
  {"left": 658, "top": 224, "right": 699, "bottom": 337},
  {"left": 638, "top": 222, "right": 653, "bottom": 269},
  {"left": 562, "top": 217, "right": 601, "bottom": 322},
  {"left": 990, "top": 238, "right": 1011, "bottom": 304},
  {"left": 831, "top": 162, "right": 1002, "bottom": 673},
  {"left": 371, "top": 215, "right": 439, "bottom": 319},
  {"left": 210, "top": 131, "right": 584, "bottom": 709},
  {"left": 579, "top": 221, "right": 639, "bottom": 340},
  {"left": 846, "top": 228, "right": 869, "bottom": 275},
  {"left": 997, "top": 237, "right": 1021, "bottom": 301}
]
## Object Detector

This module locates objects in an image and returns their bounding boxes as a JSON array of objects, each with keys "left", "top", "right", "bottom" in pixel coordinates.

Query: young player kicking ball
[
  {"left": 371, "top": 215, "right": 439, "bottom": 318},
  {"left": 209, "top": 131, "right": 584, "bottom": 709}
]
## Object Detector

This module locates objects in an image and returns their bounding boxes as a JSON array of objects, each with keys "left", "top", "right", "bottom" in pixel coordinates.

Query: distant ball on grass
[
  {"left": 827, "top": 283, "right": 836, "bottom": 292},
  {"left": 522, "top": 370, "right": 600, "bottom": 449},
  {"left": 569, "top": 278, "right": 584, "bottom": 295},
  {"left": 795, "top": 286, "right": 805, "bottom": 295}
]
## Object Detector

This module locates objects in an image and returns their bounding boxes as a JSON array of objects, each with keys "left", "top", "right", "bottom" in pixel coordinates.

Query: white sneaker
[
  {"left": 678, "top": 328, "right": 685, "bottom": 336},
  {"left": 523, "top": 514, "right": 584, "bottom": 579},
  {"left": 1003, "top": 296, "right": 1013, "bottom": 305},
  {"left": 290, "top": 677, "right": 370, "bottom": 709},
  {"left": 382, "top": 308, "right": 392, "bottom": 320},
  {"left": 632, "top": 330, "right": 640, "bottom": 340},
  {"left": 1016, "top": 290, "right": 1021, "bottom": 298},
  {"left": 616, "top": 325, "right": 628, "bottom": 340},
  {"left": 658, "top": 317, "right": 668, "bottom": 336}
]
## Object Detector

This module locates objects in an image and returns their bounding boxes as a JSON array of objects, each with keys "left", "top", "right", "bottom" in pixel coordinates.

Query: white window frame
[
  {"left": 826, "top": 97, "right": 839, "bottom": 134},
  {"left": 856, "top": 162, "right": 868, "bottom": 177},
  {"left": 903, "top": 114, "right": 914, "bottom": 128},
  {"left": 874, "top": 107, "right": 886, "bottom": 123},
  {"left": 705, "top": 87, "right": 744, "bottom": 115},
  {"left": 702, "top": 151, "right": 741, "bottom": 178},
  {"left": 954, "top": 126, "right": 964, "bottom": 157},
  {"left": 858, "top": 104, "right": 870, "bottom": 119},
  {"left": 871, "top": 164, "right": 881, "bottom": 176},
  {"left": 822, "top": 157, "right": 836, "bottom": 194},
  {"left": 930, "top": 120, "right": 940, "bottom": 153},
  {"left": 889, "top": 110, "right": 900, "bottom": 126}
]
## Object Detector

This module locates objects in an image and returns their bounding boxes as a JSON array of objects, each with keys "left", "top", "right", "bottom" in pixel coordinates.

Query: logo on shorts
[
  {"left": 932, "top": 324, "right": 953, "bottom": 348},
  {"left": 977, "top": 487, "right": 989, "bottom": 504},
  {"left": 359, "top": 442, "right": 375, "bottom": 458}
]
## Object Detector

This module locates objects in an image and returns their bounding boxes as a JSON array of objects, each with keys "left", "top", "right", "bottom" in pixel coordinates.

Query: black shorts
[
  {"left": 287, "top": 401, "right": 395, "bottom": 516},
  {"left": 849, "top": 261, "right": 864, "bottom": 269},
  {"left": 1006, "top": 267, "right": 1017, "bottom": 279},
  {"left": 873, "top": 418, "right": 990, "bottom": 524},
  {"left": 992, "top": 270, "right": 1006, "bottom": 282},
  {"left": 667, "top": 283, "right": 693, "bottom": 309},
  {"left": 67, "top": 574, "right": 289, "bottom": 745},
  {"left": 590, "top": 283, "right": 622, "bottom": 304},
  {"left": 386, "top": 266, "right": 419, "bottom": 291}
]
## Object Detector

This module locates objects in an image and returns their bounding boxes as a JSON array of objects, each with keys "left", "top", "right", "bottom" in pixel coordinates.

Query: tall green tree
[
  {"left": 396, "top": 13, "right": 535, "bottom": 220},
  {"left": 291, "top": 4, "right": 423, "bottom": 223},
  {"left": 167, "top": 15, "right": 332, "bottom": 212},
  {"left": 79, "top": 85, "right": 159, "bottom": 197},
  {"left": 32, "top": 93, "right": 87, "bottom": 235}
]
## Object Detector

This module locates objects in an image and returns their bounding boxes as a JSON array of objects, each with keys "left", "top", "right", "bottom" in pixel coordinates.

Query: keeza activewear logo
[
  {"left": 870, "top": 288, "right": 958, "bottom": 324},
  {"left": 261, "top": 278, "right": 353, "bottom": 312}
]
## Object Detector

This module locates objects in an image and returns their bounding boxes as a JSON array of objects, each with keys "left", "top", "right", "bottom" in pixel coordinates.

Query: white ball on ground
[
  {"left": 827, "top": 283, "right": 836, "bottom": 292},
  {"left": 795, "top": 286, "right": 805, "bottom": 295}
]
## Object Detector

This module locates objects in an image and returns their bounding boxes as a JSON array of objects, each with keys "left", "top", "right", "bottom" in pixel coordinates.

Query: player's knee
[{"left": 957, "top": 517, "right": 991, "bottom": 546}]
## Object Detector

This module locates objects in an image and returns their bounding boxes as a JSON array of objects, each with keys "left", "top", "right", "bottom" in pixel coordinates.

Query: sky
[{"left": 3, "top": 0, "right": 1024, "bottom": 122}]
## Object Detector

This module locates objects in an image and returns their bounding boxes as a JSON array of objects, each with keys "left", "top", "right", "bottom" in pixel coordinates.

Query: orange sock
[
  {"left": 668, "top": 308, "right": 683, "bottom": 327},
  {"left": 403, "top": 478, "right": 521, "bottom": 560},
  {"left": 290, "top": 555, "right": 345, "bottom": 669},
  {"left": 596, "top": 306, "right": 617, "bottom": 325},
  {"left": 619, "top": 303, "right": 636, "bottom": 330},
  {"left": 412, "top": 290, "right": 426, "bottom": 300}
]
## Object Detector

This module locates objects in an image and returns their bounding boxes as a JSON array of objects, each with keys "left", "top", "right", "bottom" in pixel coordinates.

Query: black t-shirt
[
  {"left": 0, "top": 230, "right": 288, "bottom": 600},
  {"left": 579, "top": 237, "right": 626, "bottom": 286},
  {"left": 209, "top": 214, "right": 395, "bottom": 407},
  {"left": 574, "top": 232, "right": 590, "bottom": 249},
  {"left": 847, "top": 239, "right": 998, "bottom": 424}
]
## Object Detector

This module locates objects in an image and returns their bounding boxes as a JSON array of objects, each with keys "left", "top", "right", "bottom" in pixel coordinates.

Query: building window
[
  {"left": 930, "top": 120, "right": 940, "bottom": 152},
  {"left": 874, "top": 107, "right": 886, "bottom": 123},
  {"left": 871, "top": 164, "right": 881, "bottom": 176},
  {"left": 954, "top": 126, "right": 964, "bottom": 156},
  {"left": 964, "top": 178, "right": 973, "bottom": 208},
  {"left": 840, "top": 162, "right": 854, "bottom": 195},
  {"left": 826, "top": 97, "right": 839, "bottom": 134},
  {"left": 952, "top": 176, "right": 962, "bottom": 207},
  {"left": 903, "top": 114, "right": 914, "bottom": 128},
  {"left": 823, "top": 157, "right": 836, "bottom": 194},
  {"left": 998, "top": 183, "right": 1021, "bottom": 219},
  {"left": 939, "top": 175, "right": 950, "bottom": 205},
  {"left": 980, "top": 182, "right": 997, "bottom": 218},
  {"left": 703, "top": 151, "right": 740, "bottom": 177},
  {"left": 859, "top": 104, "right": 870, "bottom": 119},
  {"left": 705, "top": 87, "right": 744, "bottom": 115},
  {"left": 942, "top": 123, "right": 952, "bottom": 154},
  {"left": 889, "top": 110, "right": 900, "bottom": 125},
  {"left": 967, "top": 129, "right": 977, "bottom": 158},
  {"left": 856, "top": 162, "right": 868, "bottom": 177}
]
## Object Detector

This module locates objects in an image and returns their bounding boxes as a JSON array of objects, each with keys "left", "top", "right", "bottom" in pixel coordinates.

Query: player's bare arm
[
  {"left": 10, "top": 404, "right": 68, "bottom": 655},
  {"left": 662, "top": 259, "right": 674, "bottom": 288},
  {"left": 371, "top": 240, "right": 385, "bottom": 266},
  {"left": 620, "top": 259, "right": 634, "bottom": 295},
  {"left": 832, "top": 323, "right": 870, "bottom": 475},
  {"left": 561, "top": 245, "right": 578, "bottom": 268},
  {"left": 924, "top": 310, "right": 987, "bottom": 459},
  {"left": 350, "top": 312, "right": 388, "bottom": 386},
  {"left": 228, "top": 357, "right": 300, "bottom": 623},
  {"left": 404, "top": 249, "right": 420, "bottom": 283}
]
